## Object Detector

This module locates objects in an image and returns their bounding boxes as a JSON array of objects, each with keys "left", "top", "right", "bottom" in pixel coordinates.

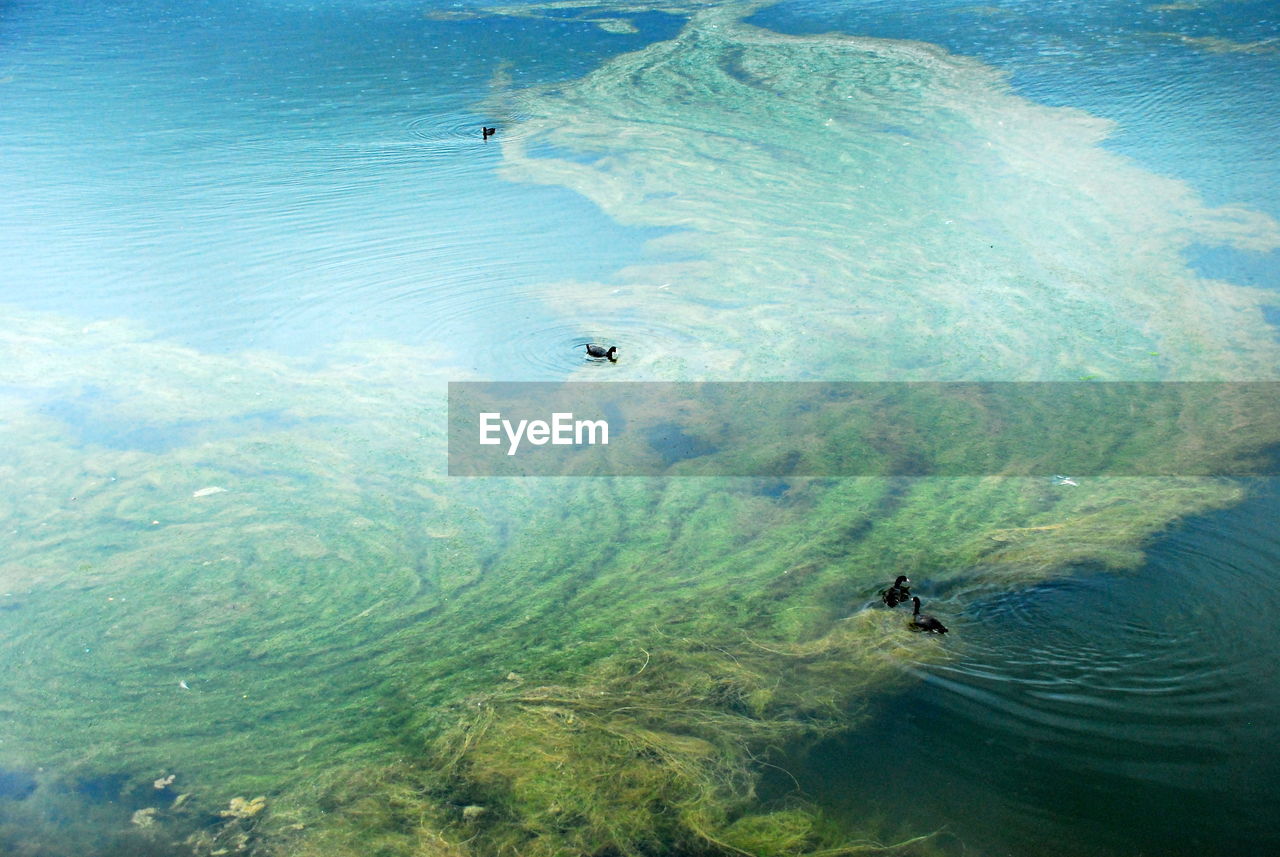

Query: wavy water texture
[
  {"left": 2, "top": 306, "right": 1258, "bottom": 857},
  {"left": 495, "top": 1, "right": 1280, "bottom": 381},
  {"left": 3, "top": 2, "right": 1280, "bottom": 856}
]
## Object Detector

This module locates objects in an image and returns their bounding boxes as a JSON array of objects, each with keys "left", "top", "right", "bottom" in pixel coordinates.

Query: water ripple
[{"left": 911, "top": 505, "right": 1280, "bottom": 802}]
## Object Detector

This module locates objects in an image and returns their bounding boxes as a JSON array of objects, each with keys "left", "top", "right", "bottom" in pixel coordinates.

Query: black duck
[
  {"left": 908, "top": 596, "right": 949, "bottom": 634},
  {"left": 879, "top": 575, "right": 911, "bottom": 608}
]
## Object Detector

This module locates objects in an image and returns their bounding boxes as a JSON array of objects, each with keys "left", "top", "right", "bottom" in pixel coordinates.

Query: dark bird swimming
[
  {"left": 583, "top": 344, "right": 618, "bottom": 362},
  {"left": 482, "top": 126, "right": 496, "bottom": 140},
  {"left": 879, "top": 575, "right": 911, "bottom": 608},
  {"left": 908, "top": 596, "right": 949, "bottom": 634}
]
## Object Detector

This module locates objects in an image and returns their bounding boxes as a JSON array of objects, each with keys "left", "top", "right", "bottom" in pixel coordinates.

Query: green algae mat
[{"left": 3, "top": 2, "right": 1279, "bottom": 855}]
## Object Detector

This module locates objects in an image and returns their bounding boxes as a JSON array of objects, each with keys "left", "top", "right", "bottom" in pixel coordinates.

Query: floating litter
[{"left": 193, "top": 486, "right": 227, "bottom": 498}]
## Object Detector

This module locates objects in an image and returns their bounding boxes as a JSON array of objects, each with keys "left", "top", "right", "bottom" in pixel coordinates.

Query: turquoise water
[
  {"left": 3, "top": 0, "right": 1279, "bottom": 855},
  {"left": 753, "top": 0, "right": 1280, "bottom": 299},
  {"left": 754, "top": 0, "right": 1280, "bottom": 214},
  {"left": 0, "top": 0, "right": 682, "bottom": 369}
]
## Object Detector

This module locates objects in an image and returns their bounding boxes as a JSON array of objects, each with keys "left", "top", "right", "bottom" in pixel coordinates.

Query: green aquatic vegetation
[
  {"left": 422, "top": 626, "right": 923, "bottom": 856},
  {"left": 1156, "top": 31, "right": 1280, "bottom": 54},
  {"left": 272, "top": 611, "right": 939, "bottom": 857},
  {"left": 5, "top": 0, "right": 1280, "bottom": 854},
  {"left": 0, "top": 308, "right": 1269, "bottom": 857}
]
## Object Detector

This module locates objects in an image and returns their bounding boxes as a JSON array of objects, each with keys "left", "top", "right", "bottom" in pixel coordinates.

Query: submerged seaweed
[
  {"left": 3, "top": 0, "right": 1280, "bottom": 855},
  {"left": 0, "top": 323, "right": 1262, "bottom": 854}
]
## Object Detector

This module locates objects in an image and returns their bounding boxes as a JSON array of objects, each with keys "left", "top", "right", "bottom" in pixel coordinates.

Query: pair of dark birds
[
  {"left": 582, "top": 343, "right": 618, "bottom": 362},
  {"left": 879, "top": 575, "right": 949, "bottom": 634}
]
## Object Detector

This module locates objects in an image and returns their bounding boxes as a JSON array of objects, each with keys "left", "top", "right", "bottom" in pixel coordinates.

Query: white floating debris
[
  {"left": 1052, "top": 475, "right": 1079, "bottom": 487},
  {"left": 179, "top": 680, "right": 190, "bottom": 690},
  {"left": 192, "top": 486, "right": 227, "bottom": 498}
]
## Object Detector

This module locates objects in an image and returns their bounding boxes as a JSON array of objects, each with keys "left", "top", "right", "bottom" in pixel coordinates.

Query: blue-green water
[
  {"left": 753, "top": 0, "right": 1280, "bottom": 295},
  {"left": 772, "top": 482, "right": 1280, "bottom": 855},
  {"left": 3, "top": 0, "right": 1279, "bottom": 855},
  {"left": 0, "top": 0, "right": 683, "bottom": 369}
]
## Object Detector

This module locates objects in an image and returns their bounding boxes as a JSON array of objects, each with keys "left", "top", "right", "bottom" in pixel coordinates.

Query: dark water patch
[
  {"left": 1184, "top": 244, "right": 1280, "bottom": 290},
  {"left": 1265, "top": 305, "right": 1280, "bottom": 338},
  {"left": 70, "top": 773, "right": 131, "bottom": 804},
  {"left": 521, "top": 139, "right": 606, "bottom": 166},
  {"left": 721, "top": 47, "right": 767, "bottom": 89},
  {"left": 0, "top": 772, "right": 199, "bottom": 857},
  {"left": 645, "top": 421, "right": 717, "bottom": 466},
  {"left": 602, "top": 399, "right": 627, "bottom": 434},
  {"left": 33, "top": 385, "right": 323, "bottom": 453},
  {"left": 753, "top": 478, "right": 793, "bottom": 498},
  {"left": 769, "top": 479, "right": 1280, "bottom": 856},
  {"left": 0, "top": 831, "right": 183, "bottom": 857},
  {"left": 0, "top": 770, "right": 37, "bottom": 801}
]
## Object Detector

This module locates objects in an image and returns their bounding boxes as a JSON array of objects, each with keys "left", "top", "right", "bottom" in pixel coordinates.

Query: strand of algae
[{"left": 271, "top": 611, "right": 945, "bottom": 857}]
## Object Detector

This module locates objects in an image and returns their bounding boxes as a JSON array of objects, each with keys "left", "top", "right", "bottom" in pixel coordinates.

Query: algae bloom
[{"left": 1, "top": 1, "right": 1278, "bottom": 856}]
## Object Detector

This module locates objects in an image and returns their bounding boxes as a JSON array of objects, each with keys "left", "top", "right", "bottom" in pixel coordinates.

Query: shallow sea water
[{"left": 2, "top": 0, "right": 1278, "bottom": 855}]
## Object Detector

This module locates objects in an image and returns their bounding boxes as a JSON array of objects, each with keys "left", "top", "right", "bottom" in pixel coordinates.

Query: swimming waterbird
[
  {"left": 583, "top": 344, "right": 618, "bottom": 362},
  {"left": 482, "top": 126, "right": 496, "bottom": 140},
  {"left": 879, "top": 575, "right": 911, "bottom": 607},
  {"left": 909, "top": 596, "right": 949, "bottom": 634}
]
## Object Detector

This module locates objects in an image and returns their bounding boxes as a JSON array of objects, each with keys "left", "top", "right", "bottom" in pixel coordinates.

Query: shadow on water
[
  {"left": 1183, "top": 244, "right": 1280, "bottom": 342},
  {"left": 1184, "top": 244, "right": 1280, "bottom": 292},
  {"left": 0, "top": 769, "right": 195, "bottom": 857},
  {"left": 1264, "top": 306, "right": 1280, "bottom": 340},
  {"left": 765, "top": 479, "right": 1280, "bottom": 857},
  {"left": 0, "top": 771, "right": 37, "bottom": 802},
  {"left": 645, "top": 420, "right": 718, "bottom": 466},
  {"left": 32, "top": 384, "right": 326, "bottom": 454}
]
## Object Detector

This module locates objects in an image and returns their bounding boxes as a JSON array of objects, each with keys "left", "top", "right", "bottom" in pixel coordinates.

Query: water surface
[
  {"left": 2, "top": 1, "right": 1279, "bottom": 855},
  {"left": 779, "top": 481, "right": 1280, "bottom": 855}
]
